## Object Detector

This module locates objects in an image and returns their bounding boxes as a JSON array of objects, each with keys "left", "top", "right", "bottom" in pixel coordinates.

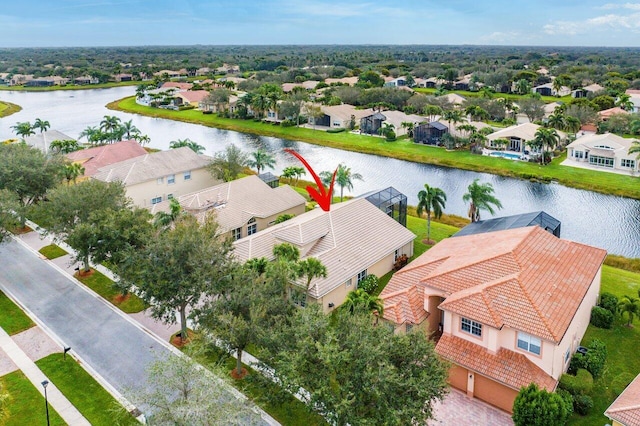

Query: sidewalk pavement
[{"left": 0, "top": 327, "right": 91, "bottom": 426}]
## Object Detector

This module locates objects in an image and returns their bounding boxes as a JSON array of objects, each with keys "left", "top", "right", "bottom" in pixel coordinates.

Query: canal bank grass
[
  {"left": 38, "top": 244, "right": 68, "bottom": 260},
  {"left": 567, "top": 264, "right": 640, "bottom": 426},
  {"left": 35, "top": 354, "right": 139, "bottom": 426},
  {"left": 110, "top": 96, "right": 640, "bottom": 200},
  {"left": 74, "top": 269, "right": 146, "bottom": 314},
  {"left": 0, "top": 80, "right": 139, "bottom": 92},
  {"left": 0, "top": 370, "right": 66, "bottom": 426},
  {"left": 0, "top": 291, "right": 34, "bottom": 335},
  {"left": 0, "top": 101, "right": 21, "bottom": 118}
]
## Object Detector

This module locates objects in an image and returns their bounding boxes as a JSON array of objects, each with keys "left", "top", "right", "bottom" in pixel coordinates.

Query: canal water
[{"left": 1, "top": 87, "right": 639, "bottom": 257}]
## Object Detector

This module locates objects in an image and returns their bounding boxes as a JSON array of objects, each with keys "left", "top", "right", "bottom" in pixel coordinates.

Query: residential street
[{"left": 0, "top": 238, "right": 271, "bottom": 424}]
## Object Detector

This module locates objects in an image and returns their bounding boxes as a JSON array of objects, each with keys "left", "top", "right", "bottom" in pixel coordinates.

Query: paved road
[{"left": 0, "top": 239, "right": 269, "bottom": 424}]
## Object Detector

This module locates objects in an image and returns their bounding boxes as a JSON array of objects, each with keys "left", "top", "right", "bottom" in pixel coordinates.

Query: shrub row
[
  {"left": 590, "top": 306, "right": 614, "bottom": 329},
  {"left": 569, "top": 339, "right": 607, "bottom": 379}
]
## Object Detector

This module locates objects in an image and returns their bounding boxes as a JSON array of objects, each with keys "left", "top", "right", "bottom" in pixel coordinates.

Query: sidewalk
[{"left": 0, "top": 327, "right": 90, "bottom": 426}]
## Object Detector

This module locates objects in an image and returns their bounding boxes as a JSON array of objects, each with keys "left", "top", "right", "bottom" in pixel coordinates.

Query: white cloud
[
  {"left": 480, "top": 31, "right": 521, "bottom": 43},
  {"left": 599, "top": 2, "right": 640, "bottom": 10},
  {"left": 544, "top": 12, "right": 640, "bottom": 35},
  {"left": 288, "top": 1, "right": 372, "bottom": 17}
]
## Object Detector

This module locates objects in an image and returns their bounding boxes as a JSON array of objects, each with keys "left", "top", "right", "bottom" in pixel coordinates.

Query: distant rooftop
[{"left": 453, "top": 211, "right": 561, "bottom": 238}]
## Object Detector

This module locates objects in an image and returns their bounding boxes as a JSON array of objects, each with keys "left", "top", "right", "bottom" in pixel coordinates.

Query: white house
[{"left": 564, "top": 133, "right": 639, "bottom": 174}]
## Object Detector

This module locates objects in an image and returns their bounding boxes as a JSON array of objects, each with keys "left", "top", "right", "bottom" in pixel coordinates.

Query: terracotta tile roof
[
  {"left": 606, "top": 374, "right": 640, "bottom": 426},
  {"left": 65, "top": 140, "right": 147, "bottom": 177},
  {"left": 382, "top": 226, "right": 606, "bottom": 343},
  {"left": 599, "top": 107, "right": 629, "bottom": 118},
  {"left": 436, "top": 334, "right": 557, "bottom": 392},
  {"left": 382, "top": 285, "right": 429, "bottom": 326},
  {"left": 161, "top": 81, "right": 192, "bottom": 90}
]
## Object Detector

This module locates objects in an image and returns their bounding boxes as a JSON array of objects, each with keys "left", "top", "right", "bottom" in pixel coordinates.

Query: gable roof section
[
  {"left": 436, "top": 334, "right": 557, "bottom": 391},
  {"left": 605, "top": 373, "right": 640, "bottom": 426},
  {"left": 567, "top": 132, "right": 637, "bottom": 153},
  {"left": 23, "top": 130, "right": 75, "bottom": 153},
  {"left": 92, "top": 147, "right": 212, "bottom": 186},
  {"left": 150, "top": 175, "right": 305, "bottom": 233},
  {"left": 65, "top": 140, "right": 147, "bottom": 177},
  {"left": 233, "top": 198, "right": 415, "bottom": 299},
  {"left": 381, "top": 226, "right": 606, "bottom": 342}
]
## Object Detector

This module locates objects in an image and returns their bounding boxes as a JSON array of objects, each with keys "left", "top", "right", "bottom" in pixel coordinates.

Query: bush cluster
[
  {"left": 599, "top": 292, "right": 619, "bottom": 315},
  {"left": 559, "top": 369, "right": 594, "bottom": 396},
  {"left": 326, "top": 128, "right": 346, "bottom": 134},
  {"left": 590, "top": 306, "right": 614, "bottom": 329},
  {"left": 572, "top": 394, "right": 594, "bottom": 416},
  {"left": 568, "top": 339, "right": 607, "bottom": 379},
  {"left": 358, "top": 275, "right": 379, "bottom": 294}
]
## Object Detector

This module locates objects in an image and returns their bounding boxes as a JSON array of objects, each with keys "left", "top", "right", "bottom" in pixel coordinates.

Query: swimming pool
[{"left": 488, "top": 151, "right": 523, "bottom": 160}]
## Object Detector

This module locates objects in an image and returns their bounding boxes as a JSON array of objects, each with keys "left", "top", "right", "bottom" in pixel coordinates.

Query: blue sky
[{"left": 3, "top": 0, "right": 640, "bottom": 47}]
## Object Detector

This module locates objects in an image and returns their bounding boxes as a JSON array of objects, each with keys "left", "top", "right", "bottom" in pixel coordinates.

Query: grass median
[
  {"left": 74, "top": 269, "right": 146, "bottom": 314},
  {"left": 0, "top": 370, "right": 65, "bottom": 425},
  {"left": 38, "top": 244, "right": 68, "bottom": 260},
  {"left": 0, "top": 291, "right": 34, "bottom": 335}
]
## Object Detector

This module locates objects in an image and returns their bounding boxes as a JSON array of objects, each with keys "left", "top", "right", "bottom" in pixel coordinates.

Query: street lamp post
[{"left": 41, "top": 380, "right": 50, "bottom": 426}]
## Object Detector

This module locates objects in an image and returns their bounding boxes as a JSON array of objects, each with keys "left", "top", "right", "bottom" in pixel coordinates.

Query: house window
[
  {"left": 183, "top": 171, "right": 191, "bottom": 180},
  {"left": 290, "top": 289, "right": 306, "bottom": 307},
  {"left": 247, "top": 218, "right": 257, "bottom": 236},
  {"left": 574, "top": 151, "right": 584, "bottom": 159},
  {"left": 565, "top": 348, "right": 571, "bottom": 364},
  {"left": 517, "top": 332, "right": 541, "bottom": 355},
  {"left": 156, "top": 177, "right": 164, "bottom": 184},
  {"left": 167, "top": 194, "right": 174, "bottom": 200},
  {"left": 151, "top": 196, "right": 162, "bottom": 205},
  {"left": 394, "top": 249, "right": 400, "bottom": 261},
  {"left": 167, "top": 174, "right": 175, "bottom": 185},
  {"left": 589, "top": 155, "right": 614, "bottom": 168},
  {"left": 461, "top": 317, "right": 482, "bottom": 337},
  {"left": 232, "top": 227, "right": 242, "bottom": 241},
  {"left": 345, "top": 278, "right": 353, "bottom": 288},
  {"left": 332, "top": 121, "right": 341, "bottom": 127},
  {"left": 621, "top": 159, "right": 635, "bottom": 168},
  {"left": 356, "top": 270, "right": 367, "bottom": 286},
  {"left": 406, "top": 324, "right": 413, "bottom": 333}
]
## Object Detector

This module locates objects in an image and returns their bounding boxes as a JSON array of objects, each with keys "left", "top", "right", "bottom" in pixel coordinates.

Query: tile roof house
[
  {"left": 487, "top": 122, "right": 566, "bottom": 154},
  {"left": 92, "top": 147, "right": 219, "bottom": 208},
  {"left": 174, "top": 90, "right": 210, "bottom": 107},
  {"left": 150, "top": 175, "right": 306, "bottom": 240},
  {"left": 308, "top": 104, "right": 375, "bottom": 129},
  {"left": 571, "top": 83, "right": 605, "bottom": 98},
  {"left": 605, "top": 374, "right": 640, "bottom": 426},
  {"left": 23, "top": 130, "right": 75, "bottom": 153},
  {"left": 564, "top": 133, "right": 639, "bottom": 175},
  {"left": 65, "top": 140, "right": 147, "bottom": 178},
  {"left": 380, "top": 226, "right": 607, "bottom": 412},
  {"left": 234, "top": 198, "right": 415, "bottom": 312}
]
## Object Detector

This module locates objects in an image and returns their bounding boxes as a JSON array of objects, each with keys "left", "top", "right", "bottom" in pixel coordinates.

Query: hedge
[
  {"left": 558, "top": 368, "right": 593, "bottom": 396},
  {"left": 590, "top": 306, "right": 614, "bottom": 329}
]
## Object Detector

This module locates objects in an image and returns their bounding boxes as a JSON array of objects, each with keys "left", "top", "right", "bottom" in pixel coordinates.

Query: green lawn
[
  {"left": 36, "top": 354, "right": 138, "bottom": 425},
  {"left": 1, "top": 370, "right": 65, "bottom": 426},
  {"left": 566, "top": 265, "right": 640, "bottom": 426},
  {"left": 0, "top": 291, "right": 34, "bottom": 335},
  {"left": 110, "top": 96, "right": 640, "bottom": 200},
  {"left": 75, "top": 270, "right": 146, "bottom": 314},
  {"left": 0, "top": 101, "right": 21, "bottom": 118},
  {"left": 187, "top": 345, "right": 328, "bottom": 426},
  {"left": 407, "top": 215, "right": 460, "bottom": 258},
  {"left": 38, "top": 244, "right": 68, "bottom": 260},
  {"left": 0, "top": 80, "right": 139, "bottom": 92}
]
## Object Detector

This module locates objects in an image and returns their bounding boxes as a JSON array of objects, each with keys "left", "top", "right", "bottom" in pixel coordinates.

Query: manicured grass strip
[
  {"left": 0, "top": 101, "right": 21, "bottom": 118},
  {"left": 38, "top": 244, "right": 68, "bottom": 260},
  {"left": 75, "top": 270, "right": 146, "bottom": 314},
  {"left": 36, "top": 354, "right": 138, "bottom": 426},
  {"left": 1, "top": 370, "right": 65, "bottom": 426},
  {"left": 0, "top": 80, "right": 139, "bottom": 92},
  {"left": 566, "top": 265, "right": 640, "bottom": 426},
  {"left": 188, "top": 346, "right": 327, "bottom": 426},
  {"left": 407, "top": 215, "right": 460, "bottom": 258},
  {"left": 111, "top": 96, "right": 640, "bottom": 200},
  {"left": 0, "top": 291, "right": 34, "bottom": 335}
]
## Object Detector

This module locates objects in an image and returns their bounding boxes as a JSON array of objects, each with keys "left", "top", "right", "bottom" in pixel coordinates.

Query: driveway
[
  {"left": 0, "top": 239, "right": 270, "bottom": 424},
  {"left": 429, "top": 388, "right": 513, "bottom": 426}
]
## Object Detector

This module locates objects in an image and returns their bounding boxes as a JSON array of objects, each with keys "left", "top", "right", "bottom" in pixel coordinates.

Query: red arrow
[{"left": 285, "top": 149, "right": 337, "bottom": 212}]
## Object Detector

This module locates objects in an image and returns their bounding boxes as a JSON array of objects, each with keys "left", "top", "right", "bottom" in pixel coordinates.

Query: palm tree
[
  {"left": 464, "top": 105, "right": 489, "bottom": 121},
  {"left": 442, "top": 109, "right": 464, "bottom": 134},
  {"left": 297, "top": 257, "right": 327, "bottom": 295},
  {"left": 457, "top": 123, "right": 477, "bottom": 138},
  {"left": 629, "top": 140, "right": 640, "bottom": 161},
  {"left": 546, "top": 113, "right": 565, "bottom": 131},
  {"left": 11, "top": 122, "right": 35, "bottom": 138},
  {"left": 32, "top": 118, "right": 50, "bottom": 133},
  {"left": 169, "top": 138, "right": 205, "bottom": 154},
  {"left": 416, "top": 184, "right": 446, "bottom": 244},
  {"left": 533, "top": 127, "right": 561, "bottom": 165},
  {"left": 616, "top": 94, "right": 634, "bottom": 111},
  {"left": 515, "top": 79, "right": 531, "bottom": 95},
  {"left": 463, "top": 179, "right": 503, "bottom": 222},
  {"left": 400, "top": 121, "right": 415, "bottom": 138},
  {"left": 334, "top": 164, "right": 363, "bottom": 202},
  {"left": 78, "top": 125, "right": 99, "bottom": 143},
  {"left": 99, "top": 115, "right": 121, "bottom": 134},
  {"left": 136, "top": 134, "right": 151, "bottom": 147},
  {"left": 618, "top": 295, "right": 639, "bottom": 327},
  {"left": 282, "top": 166, "right": 305, "bottom": 186},
  {"left": 564, "top": 116, "right": 582, "bottom": 134},
  {"left": 343, "top": 289, "right": 384, "bottom": 317},
  {"left": 63, "top": 162, "right": 85, "bottom": 184},
  {"left": 154, "top": 198, "right": 183, "bottom": 229},
  {"left": 423, "top": 105, "right": 442, "bottom": 123},
  {"left": 247, "top": 149, "right": 276, "bottom": 175},
  {"left": 50, "top": 139, "right": 81, "bottom": 154},
  {"left": 121, "top": 119, "right": 140, "bottom": 140}
]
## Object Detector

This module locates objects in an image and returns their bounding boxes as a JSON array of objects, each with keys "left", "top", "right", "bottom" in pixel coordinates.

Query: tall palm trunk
[{"left": 427, "top": 211, "right": 432, "bottom": 241}]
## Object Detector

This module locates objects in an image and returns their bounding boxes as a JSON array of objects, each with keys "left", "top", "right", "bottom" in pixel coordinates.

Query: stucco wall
[
  {"left": 127, "top": 167, "right": 219, "bottom": 208},
  {"left": 230, "top": 204, "right": 306, "bottom": 241}
]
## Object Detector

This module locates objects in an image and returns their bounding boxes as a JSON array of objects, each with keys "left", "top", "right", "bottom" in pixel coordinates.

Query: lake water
[{"left": 1, "top": 87, "right": 639, "bottom": 257}]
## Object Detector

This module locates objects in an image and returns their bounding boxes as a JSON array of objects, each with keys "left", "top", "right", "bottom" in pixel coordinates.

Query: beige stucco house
[
  {"left": 308, "top": 104, "right": 375, "bottom": 129},
  {"left": 605, "top": 373, "right": 640, "bottom": 426},
  {"left": 564, "top": 133, "right": 639, "bottom": 175},
  {"left": 487, "top": 122, "right": 566, "bottom": 154},
  {"left": 380, "top": 226, "right": 607, "bottom": 413},
  {"left": 92, "top": 147, "right": 217, "bottom": 208},
  {"left": 150, "top": 175, "right": 306, "bottom": 241},
  {"left": 234, "top": 198, "right": 415, "bottom": 312}
]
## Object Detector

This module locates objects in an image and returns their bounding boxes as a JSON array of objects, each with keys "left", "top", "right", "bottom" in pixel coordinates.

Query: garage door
[
  {"left": 448, "top": 365, "right": 468, "bottom": 393},
  {"left": 473, "top": 373, "right": 518, "bottom": 413}
]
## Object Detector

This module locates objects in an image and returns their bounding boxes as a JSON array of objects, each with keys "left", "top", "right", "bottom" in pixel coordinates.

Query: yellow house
[
  {"left": 380, "top": 226, "right": 607, "bottom": 413},
  {"left": 605, "top": 373, "right": 640, "bottom": 426},
  {"left": 92, "top": 146, "right": 219, "bottom": 208},
  {"left": 150, "top": 175, "right": 306, "bottom": 241},
  {"left": 233, "top": 198, "right": 415, "bottom": 312}
]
